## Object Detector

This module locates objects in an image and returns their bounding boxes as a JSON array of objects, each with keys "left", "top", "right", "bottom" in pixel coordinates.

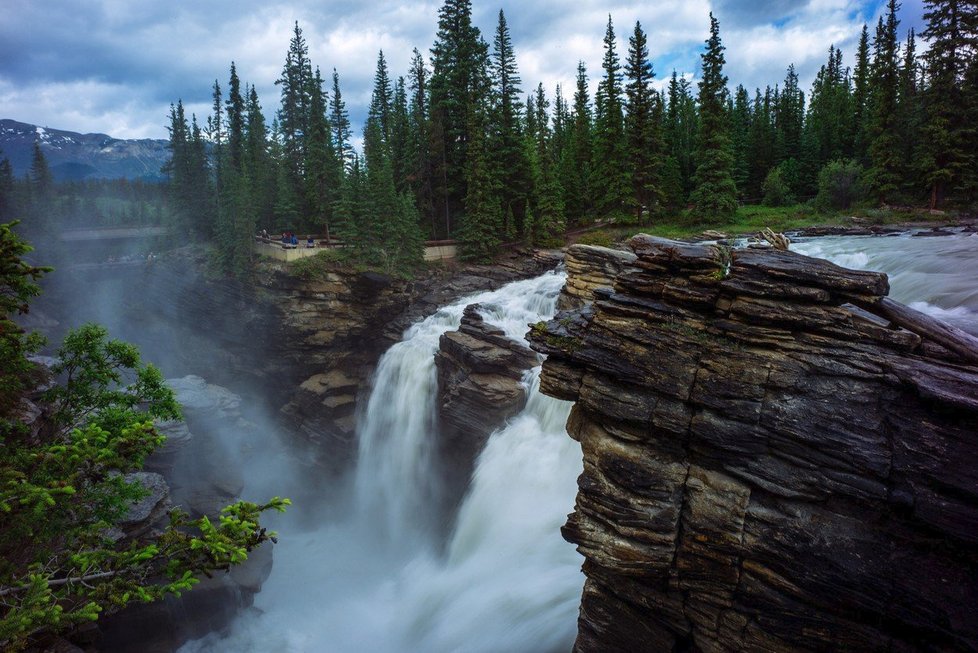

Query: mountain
[{"left": 0, "top": 119, "right": 171, "bottom": 182}]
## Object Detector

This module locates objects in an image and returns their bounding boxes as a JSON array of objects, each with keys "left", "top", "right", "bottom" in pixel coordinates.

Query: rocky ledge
[
  {"left": 529, "top": 236, "right": 978, "bottom": 652},
  {"left": 273, "top": 248, "right": 561, "bottom": 470},
  {"left": 435, "top": 304, "right": 540, "bottom": 508}
]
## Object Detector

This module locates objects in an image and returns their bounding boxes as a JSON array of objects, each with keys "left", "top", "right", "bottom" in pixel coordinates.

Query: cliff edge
[{"left": 529, "top": 237, "right": 978, "bottom": 652}]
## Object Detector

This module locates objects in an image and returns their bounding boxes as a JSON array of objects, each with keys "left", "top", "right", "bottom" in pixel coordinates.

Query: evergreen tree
[
  {"left": 368, "top": 50, "right": 394, "bottom": 144},
  {"left": 490, "top": 9, "right": 529, "bottom": 237},
  {"left": 624, "top": 21, "right": 663, "bottom": 222},
  {"left": 775, "top": 64, "right": 805, "bottom": 168},
  {"left": 866, "top": 0, "right": 903, "bottom": 202},
  {"left": 244, "top": 85, "right": 277, "bottom": 230},
  {"left": 896, "top": 30, "right": 922, "bottom": 196},
  {"left": 275, "top": 22, "right": 314, "bottom": 223},
  {"left": 851, "top": 24, "right": 872, "bottom": 163},
  {"left": 920, "top": 0, "right": 978, "bottom": 207},
  {"left": 330, "top": 69, "right": 354, "bottom": 170},
  {"left": 664, "top": 71, "right": 698, "bottom": 205},
  {"left": 592, "top": 15, "right": 629, "bottom": 218},
  {"left": 562, "top": 61, "right": 594, "bottom": 225},
  {"left": 690, "top": 13, "right": 738, "bottom": 221},
  {"left": 801, "top": 45, "right": 852, "bottom": 193},
  {"left": 746, "top": 87, "right": 777, "bottom": 199},
  {"left": 457, "top": 105, "right": 502, "bottom": 261},
  {"left": 429, "top": 0, "right": 490, "bottom": 238},
  {"left": 226, "top": 62, "right": 245, "bottom": 172},
  {"left": 730, "top": 85, "right": 752, "bottom": 198},
  {"left": 406, "top": 49, "right": 436, "bottom": 235},
  {"left": 0, "top": 155, "right": 14, "bottom": 222},
  {"left": 390, "top": 76, "right": 411, "bottom": 193},
  {"left": 305, "top": 67, "right": 340, "bottom": 241}
]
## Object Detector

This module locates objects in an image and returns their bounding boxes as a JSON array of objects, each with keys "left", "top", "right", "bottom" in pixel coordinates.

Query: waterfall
[
  {"left": 181, "top": 269, "right": 582, "bottom": 653},
  {"left": 791, "top": 230, "right": 978, "bottom": 334}
]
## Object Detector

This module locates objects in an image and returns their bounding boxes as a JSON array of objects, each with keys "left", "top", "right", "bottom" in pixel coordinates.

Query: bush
[
  {"left": 762, "top": 166, "right": 795, "bottom": 207},
  {"left": 815, "top": 159, "right": 864, "bottom": 211}
]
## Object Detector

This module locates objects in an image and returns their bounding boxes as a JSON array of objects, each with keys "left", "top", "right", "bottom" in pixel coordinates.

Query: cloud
[{"left": 0, "top": 0, "right": 922, "bottom": 141}]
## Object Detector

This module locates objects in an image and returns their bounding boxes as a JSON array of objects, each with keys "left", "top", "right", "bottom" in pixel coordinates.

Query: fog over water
[{"left": 180, "top": 270, "right": 583, "bottom": 653}]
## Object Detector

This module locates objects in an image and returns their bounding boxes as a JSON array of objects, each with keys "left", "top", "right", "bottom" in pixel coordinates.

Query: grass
[{"left": 572, "top": 203, "right": 956, "bottom": 245}]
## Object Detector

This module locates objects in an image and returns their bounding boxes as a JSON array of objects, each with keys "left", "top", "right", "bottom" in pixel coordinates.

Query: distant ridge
[{"left": 0, "top": 119, "right": 170, "bottom": 182}]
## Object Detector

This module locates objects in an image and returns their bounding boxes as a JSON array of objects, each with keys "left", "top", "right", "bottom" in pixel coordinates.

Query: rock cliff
[
  {"left": 263, "top": 249, "right": 561, "bottom": 470},
  {"left": 529, "top": 237, "right": 978, "bottom": 652},
  {"left": 434, "top": 304, "right": 540, "bottom": 505}
]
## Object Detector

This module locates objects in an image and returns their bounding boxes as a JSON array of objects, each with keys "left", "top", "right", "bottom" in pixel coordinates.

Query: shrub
[
  {"left": 815, "top": 159, "right": 864, "bottom": 211},
  {"left": 762, "top": 166, "right": 795, "bottom": 207}
]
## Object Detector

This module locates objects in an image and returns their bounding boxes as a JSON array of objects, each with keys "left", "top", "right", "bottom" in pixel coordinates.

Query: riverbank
[{"left": 570, "top": 204, "right": 977, "bottom": 246}]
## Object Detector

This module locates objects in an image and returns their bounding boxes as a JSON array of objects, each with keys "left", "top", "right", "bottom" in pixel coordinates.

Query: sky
[{"left": 0, "top": 0, "right": 926, "bottom": 142}]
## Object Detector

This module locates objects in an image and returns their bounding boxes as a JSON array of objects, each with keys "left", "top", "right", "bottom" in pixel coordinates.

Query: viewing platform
[{"left": 254, "top": 235, "right": 458, "bottom": 262}]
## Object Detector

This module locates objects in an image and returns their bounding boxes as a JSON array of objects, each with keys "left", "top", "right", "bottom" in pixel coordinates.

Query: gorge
[{"left": 30, "top": 228, "right": 978, "bottom": 652}]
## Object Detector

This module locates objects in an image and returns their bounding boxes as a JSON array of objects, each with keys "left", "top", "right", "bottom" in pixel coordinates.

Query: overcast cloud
[{"left": 0, "top": 0, "right": 926, "bottom": 140}]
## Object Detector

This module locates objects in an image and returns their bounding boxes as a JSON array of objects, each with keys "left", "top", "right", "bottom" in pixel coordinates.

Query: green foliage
[
  {"left": 0, "top": 231, "right": 288, "bottom": 650},
  {"left": 690, "top": 14, "right": 738, "bottom": 222},
  {"left": 815, "top": 159, "right": 865, "bottom": 210},
  {"left": 0, "top": 222, "right": 51, "bottom": 415},
  {"left": 762, "top": 165, "right": 795, "bottom": 207}
]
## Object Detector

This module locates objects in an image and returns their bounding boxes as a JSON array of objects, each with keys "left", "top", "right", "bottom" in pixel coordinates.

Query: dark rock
[
  {"left": 435, "top": 303, "right": 541, "bottom": 508},
  {"left": 530, "top": 240, "right": 978, "bottom": 653}
]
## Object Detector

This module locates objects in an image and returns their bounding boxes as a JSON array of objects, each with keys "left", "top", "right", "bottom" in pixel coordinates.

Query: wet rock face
[
  {"left": 275, "top": 249, "right": 562, "bottom": 471},
  {"left": 530, "top": 237, "right": 978, "bottom": 653},
  {"left": 434, "top": 304, "right": 540, "bottom": 506}
]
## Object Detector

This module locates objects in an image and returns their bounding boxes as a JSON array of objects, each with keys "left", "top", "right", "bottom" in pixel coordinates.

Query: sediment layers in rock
[{"left": 529, "top": 236, "right": 978, "bottom": 653}]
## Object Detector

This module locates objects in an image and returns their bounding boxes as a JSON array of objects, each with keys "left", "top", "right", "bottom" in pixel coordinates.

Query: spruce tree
[
  {"left": 562, "top": 61, "right": 594, "bottom": 225},
  {"left": 406, "top": 49, "right": 435, "bottom": 235},
  {"left": 330, "top": 69, "right": 353, "bottom": 171},
  {"left": 690, "top": 13, "right": 738, "bottom": 221},
  {"left": 368, "top": 51, "right": 394, "bottom": 144},
  {"left": 490, "top": 9, "right": 529, "bottom": 237},
  {"left": 457, "top": 106, "right": 502, "bottom": 261},
  {"left": 665, "top": 71, "right": 698, "bottom": 205},
  {"left": 226, "top": 62, "right": 245, "bottom": 173},
  {"left": 851, "top": 25, "right": 872, "bottom": 164},
  {"left": 592, "top": 16, "right": 629, "bottom": 219},
  {"left": 429, "top": 0, "right": 490, "bottom": 238},
  {"left": 275, "top": 22, "right": 314, "bottom": 224},
  {"left": 866, "top": 0, "right": 902, "bottom": 202},
  {"left": 305, "top": 67, "right": 340, "bottom": 241},
  {"left": 920, "top": 0, "right": 978, "bottom": 207},
  {"left": 730, "top": 85, "right": 752, "bottom": 198},
  {"left": 624, "top": 21, "right": 663, "bottom": 222}
]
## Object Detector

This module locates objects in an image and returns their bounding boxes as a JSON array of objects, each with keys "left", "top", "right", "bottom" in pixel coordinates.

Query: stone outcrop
[
  {"left": 272, "top": 248, "right": 562, "bottom": 470},
  {"left": 435, "top": 304, "right": 540, "bottom": 504},
  {"left": 529, "top": 237, "right": 978, "bottom": 652}
]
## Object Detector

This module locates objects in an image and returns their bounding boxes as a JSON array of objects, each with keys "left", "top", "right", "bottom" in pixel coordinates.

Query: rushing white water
[
  {"left": 791, "top": 230, "right": 978, "bottom": 334},
  {"left": 181, "top": 269, "right": 582, "bottom": 653}
]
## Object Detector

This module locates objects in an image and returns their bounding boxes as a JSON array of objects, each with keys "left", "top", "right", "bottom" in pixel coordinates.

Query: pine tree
[
  {"left": 457, "top": 106, "right": 502, "bottom": 261},
  {"left": 429, "top": 0, "right": 490, "bottom": 238},
  {"left": 592, "top": 15, "right": 629, "bottom": 218},
  {"left": 275, "top": 22, "right": 314, "bottom": 224},
  {"left": 624, "top": 21, "right": 663, "bottom": 222},
  {"left": 390, "top": 77, "right": 411, "bottom": 193},
  {"left": 730, "top": 85, "right": 753, "bottom": 199},
  {"left": 802, "top": 45, "right": 852, "bottom": 191},
  {"left": 562, "top": 61, "right": 594, "bottom": 225},
  {"left": 920, "top": 0, "right": 978, "bottom": 207},
  {"left": 368, "top": 50, "right": 394, "bottom": 144},
  {"left": 406, "top": 49, "right": 436, "bottom": 235},
  {"left": 665, "top": 71, "right": 698, "bottom": 205},
  {"left": 330, "top": 69, "right": 353, "bottom": 171},
  {"left": 866, "top": 0, "right": 903, "bottom": 202},
  {"left": 851, "top": 24, "right": 872, "bottom": 163},
  {"left": 690, "top": 13, "right": 738, "bottom": 221},
  {"left": 490, "top": 9, "right": 529, "bottom": 237},
  {"left": 226, "top": 62, "right": 245, "bottom": 173},
  {"left": 305, "top": 67, "right": 340, "bottom": 241},
  {"left": 244, "top": 85, "right": 276, "bottom": 230},
  {"left": 896, "top": 30, "right": 922, "bottom": 197}
]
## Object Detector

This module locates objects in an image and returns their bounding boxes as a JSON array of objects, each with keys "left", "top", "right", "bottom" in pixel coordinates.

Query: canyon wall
[{"left": 529, "top": 238, "right": 978, "bottom": 652}]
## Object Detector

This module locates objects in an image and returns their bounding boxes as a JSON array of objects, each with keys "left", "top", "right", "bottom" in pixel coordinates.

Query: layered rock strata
[
  {"left": 274, "top": 249, "right": 561, "bottom": 469},
  {"left": 435, "top": 304, "right": 540, "bottom": 505},
  {"left": 529, "top": 236, "right": 978, "bottom": 652}
]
